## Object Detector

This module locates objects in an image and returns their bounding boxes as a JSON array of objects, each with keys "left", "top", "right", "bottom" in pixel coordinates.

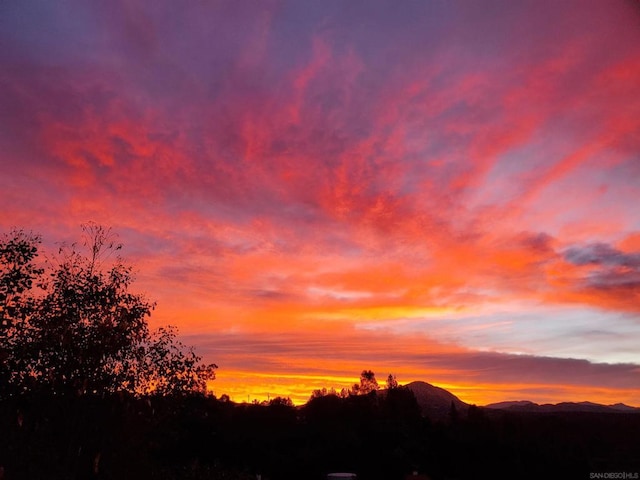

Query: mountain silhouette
[
  {"left": 485, "top": 400, "right": 640, "bottom": 413},
  {"left": 404, "top": 381, "right": 469, "bottom": 420},
  {"left": 483, "top": 400, "right": 536, "bottom": 409},
  {"left": 400, "top": 383, "right": 639, "bottom": 417}
]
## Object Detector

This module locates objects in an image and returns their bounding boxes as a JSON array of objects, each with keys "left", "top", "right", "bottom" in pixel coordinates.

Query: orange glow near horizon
[{"left": 208, "top": 373, "right": 640, "bottom": 408}]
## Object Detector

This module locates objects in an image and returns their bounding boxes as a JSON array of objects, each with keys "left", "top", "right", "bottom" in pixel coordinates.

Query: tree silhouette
[
  {"left": 351, "top": 369, "right": 379, "bottom": 395},
  {"left": 0, "top": 229, "right": 43, "bottom": 391},
  {"left": 136, "top": 325, "right": 217, "bottom": 396},
  {"left": 0, "top": 224, "right": 216, "bottom": 397}
]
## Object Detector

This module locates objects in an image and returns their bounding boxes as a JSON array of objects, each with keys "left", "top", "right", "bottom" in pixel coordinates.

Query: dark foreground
[{"left": 1, "top": 390, "right": 638, "bottom": 480}]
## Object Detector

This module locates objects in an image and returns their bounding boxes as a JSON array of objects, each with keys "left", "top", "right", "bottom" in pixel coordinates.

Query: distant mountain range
[
  {"left": 484, "top": 400, "right": 640, "bottom": 413},
  {"left": 399, "top": 382, "right": 639, "bottom": 419}
]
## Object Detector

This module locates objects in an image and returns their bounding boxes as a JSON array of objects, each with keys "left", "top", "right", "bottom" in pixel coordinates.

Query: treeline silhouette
[
  {"left": 2, "top": 384, "right": 639, "bottom": 479},
  {"left": 2, "top": 227, "right": 638, "bottom": 479}
]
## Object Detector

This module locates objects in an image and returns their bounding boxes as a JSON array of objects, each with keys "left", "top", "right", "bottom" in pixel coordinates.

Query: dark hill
[{"left": 404, "top": 381, "right": 469, "bottom": 420}]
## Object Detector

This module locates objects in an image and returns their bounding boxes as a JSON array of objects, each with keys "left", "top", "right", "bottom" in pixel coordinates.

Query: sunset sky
[{"left": 1, "top": 0, "right": 639, "bottom": 406}]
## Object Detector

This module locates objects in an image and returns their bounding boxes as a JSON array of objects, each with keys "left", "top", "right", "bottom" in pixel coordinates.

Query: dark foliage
[
  {"left": 1, "top": 389, "right": 638, "bottom": 479},
  {"left": 0, "top": 225, "right": 216, "bottom": 398},
  {"left": 0, "top": 230, "right": 43, "bottom": 389}
]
